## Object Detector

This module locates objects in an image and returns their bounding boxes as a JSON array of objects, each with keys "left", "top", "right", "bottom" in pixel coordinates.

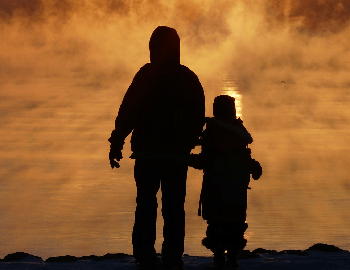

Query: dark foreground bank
[{"left": 0, "top": 243, "right": 349, "bottom": 270}]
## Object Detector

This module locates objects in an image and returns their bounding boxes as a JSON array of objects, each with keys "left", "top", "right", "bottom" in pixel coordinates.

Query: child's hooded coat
[{"left": 200, "top": 117, "right": 253, "bottom": 222}]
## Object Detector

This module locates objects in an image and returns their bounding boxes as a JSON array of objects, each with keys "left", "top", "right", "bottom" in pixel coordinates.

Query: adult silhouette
[{"left": 108, "top": 26, "right": 205, "bottom": 270}]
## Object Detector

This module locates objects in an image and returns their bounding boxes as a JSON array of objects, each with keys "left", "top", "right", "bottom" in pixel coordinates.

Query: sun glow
[{"left": 221, "top": 73, "right": 243, "bottom": 118}]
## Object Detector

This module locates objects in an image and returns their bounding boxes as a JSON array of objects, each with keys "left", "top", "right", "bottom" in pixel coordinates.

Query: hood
[
  {"left": 149, "top": 26, "right": 180, "bottom": 65},
  {"left": 207, "top": 117, "right": 253, "bottom": 144}
]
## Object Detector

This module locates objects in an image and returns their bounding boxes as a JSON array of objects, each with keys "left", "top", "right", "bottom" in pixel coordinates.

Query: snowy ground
[{"left": 0, "top": 244, "right": 349, "bottom": 270}]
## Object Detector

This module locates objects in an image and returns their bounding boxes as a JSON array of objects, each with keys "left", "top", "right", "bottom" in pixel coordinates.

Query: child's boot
[
  {"left": 226, "top": 250, "right": 240, "bottom": 269},
  {"left": 213, "top": 252, "right": 225, "bottom": 270}
]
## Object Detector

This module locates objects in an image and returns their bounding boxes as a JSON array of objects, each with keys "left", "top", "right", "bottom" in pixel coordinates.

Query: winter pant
[
  {"left": 202, "top": 221, "right": 248, "bottom": 256},
  {"left": 132, "top": 158, "right": 188, "bottom": 265}
]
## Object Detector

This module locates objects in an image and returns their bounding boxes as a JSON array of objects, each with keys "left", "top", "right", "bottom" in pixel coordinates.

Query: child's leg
[
  {"left": 226, "top": 222, "right": 248, "bottom": 267},
  {"left": 202, "top": 222, "right": 226, "bottom": 268},
  {"left": 202, "top": 222, "right": 226, "bottom": 251}
]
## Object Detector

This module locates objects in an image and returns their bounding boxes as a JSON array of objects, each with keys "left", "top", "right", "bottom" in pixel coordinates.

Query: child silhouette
[{"left": 190, "top": 95, "right": 262, "bottom": 269}]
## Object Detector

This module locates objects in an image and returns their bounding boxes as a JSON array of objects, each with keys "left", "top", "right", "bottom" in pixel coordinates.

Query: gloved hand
[
  {"left": 108, "top": 129, "right": 125, "bottom": 169},
  {"left": 189, "top": 153, "right": 204, "bottom": 170},
  {"left": 109, "top": 146, "right": 123, "bottom": 169},
  {"left": 251, "top": 159, "right": 262, "bottom": 180}
]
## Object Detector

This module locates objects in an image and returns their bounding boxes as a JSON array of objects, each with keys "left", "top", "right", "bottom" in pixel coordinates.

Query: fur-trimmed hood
[{"left": 202, "top": 117, "right": 253, "bottom": 153}]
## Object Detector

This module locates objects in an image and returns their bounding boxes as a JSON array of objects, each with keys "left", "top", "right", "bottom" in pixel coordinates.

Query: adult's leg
[
  {"left": 160, "top": 161, "right": 188, "bottom": 267},
  {"left": 132, "top": 159, "right": 161, "bottom": 263}
]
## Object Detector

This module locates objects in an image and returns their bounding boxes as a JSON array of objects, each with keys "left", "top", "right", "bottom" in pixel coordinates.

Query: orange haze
[{"left": 0, "top": 0, "right": 350, "bottom": 258}]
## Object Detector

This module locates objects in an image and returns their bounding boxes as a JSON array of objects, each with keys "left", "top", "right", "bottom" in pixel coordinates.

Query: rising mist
[{"left": 0, "top": 0, "right": 349, "bottom": 258}]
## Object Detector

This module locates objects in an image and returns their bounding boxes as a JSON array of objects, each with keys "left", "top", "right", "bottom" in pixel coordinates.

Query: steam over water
[
  {"left": 222, "top": 73, "right": 242, "bottom": 117},
  {"left": 1, "top": 0, "right": 350, "bottom": 259}
]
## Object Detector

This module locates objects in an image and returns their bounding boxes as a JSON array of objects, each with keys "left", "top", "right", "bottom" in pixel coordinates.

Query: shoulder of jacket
[
  {"left": 131, "top": 64, "right": 154, "bottom": 81},
  {"left": 206, "top": 117, "right": 253, "bottom": 143},
  {"left": 137, "top": 63, "right": 152, "bottom": 73},
  {"left": 179, "top": 64, "right": 198, "bottom": 77}
]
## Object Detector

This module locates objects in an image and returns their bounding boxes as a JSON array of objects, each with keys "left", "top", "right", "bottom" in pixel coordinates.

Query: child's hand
[
  {"left": 189, "top": 154, "right": 204, "bottom": 170},
  {"left": 251, "top": 159, "right": 262, "bottom": 180}
]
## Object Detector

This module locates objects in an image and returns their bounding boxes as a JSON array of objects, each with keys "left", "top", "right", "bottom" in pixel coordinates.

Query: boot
[
  {"left": 213, "top": 252, "right": 225, "bottom": 270},
  {"left": 226, "top": 250, "right": 240, "bottom": 269}
]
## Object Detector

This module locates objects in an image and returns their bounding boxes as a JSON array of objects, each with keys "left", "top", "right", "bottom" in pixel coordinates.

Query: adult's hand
[{"left": 109, "top": 147, "right": 123, "bottom": 169}]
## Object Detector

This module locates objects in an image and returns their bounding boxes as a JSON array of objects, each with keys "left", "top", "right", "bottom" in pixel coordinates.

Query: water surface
[{"left": 0, "top": 76, "right": 349, "bottom": 259}]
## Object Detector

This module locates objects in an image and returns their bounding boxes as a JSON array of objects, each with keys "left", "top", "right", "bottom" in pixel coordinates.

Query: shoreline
[
  {"left": 2, "top": 243, "right": 348, "bottom": 262},
  {"left": 0, "top": 243, "right": 349, "bottom": 270}
]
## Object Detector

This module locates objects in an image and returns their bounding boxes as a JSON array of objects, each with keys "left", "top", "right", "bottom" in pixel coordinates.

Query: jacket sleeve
[
  {"left": 187, "top": 72, "right": 206, "bottom": 149},
  {"left": 108, "top": 65, "right": 150, "bottom": 149}
]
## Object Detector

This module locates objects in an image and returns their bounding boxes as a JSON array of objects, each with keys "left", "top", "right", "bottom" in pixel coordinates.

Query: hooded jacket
[
  {"left": 199, "top": 117, "right": 254, "bottom": 222},
  {"left": 109, "top": 26, "right": 205, "bottom": 157}
]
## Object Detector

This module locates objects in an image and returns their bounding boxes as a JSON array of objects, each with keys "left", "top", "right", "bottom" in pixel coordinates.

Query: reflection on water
[
  {"left": 222, "top": 73, "right": 243, "bottom": 118},
  {"left": 0, "top": 75, "right": 350, "bottom": 260}
]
